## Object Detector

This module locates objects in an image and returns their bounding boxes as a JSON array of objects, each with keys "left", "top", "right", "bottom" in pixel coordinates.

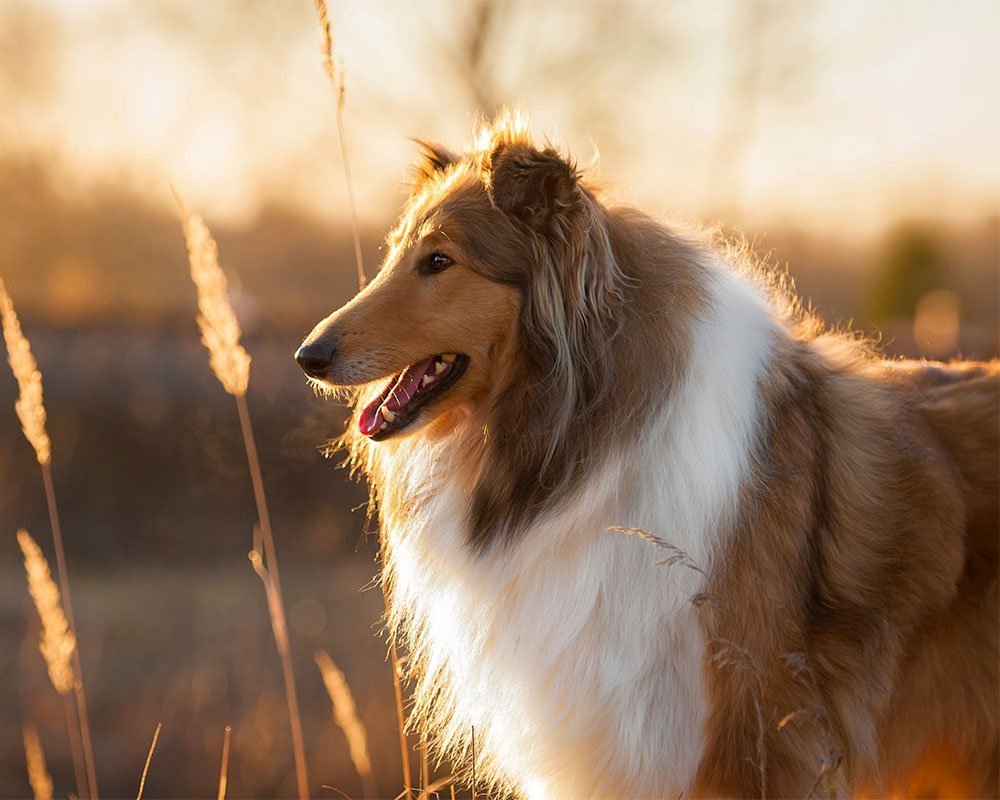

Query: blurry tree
[
  {"left": 452, "top": 1, "right": 506, "bottom": 116},
  {"left": 866, "top": 224, "right": 948, "bottom": 322},
  {"left": 396, "top": 1, "right": 683, "bottom": 150},
  {"left": 0, "top": 1, "right": 61, "bottom": 151},
  {"left": 707, "top": 0, "right": 818, "bottom": 219}
]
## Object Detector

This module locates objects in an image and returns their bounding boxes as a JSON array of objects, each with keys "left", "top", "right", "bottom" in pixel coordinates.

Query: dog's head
[
  {"left": 297, "top": 115, "right": 620, "bottom": 444},
  {"left": 297, "top": 115, "right": 708, "bottom": 546}
]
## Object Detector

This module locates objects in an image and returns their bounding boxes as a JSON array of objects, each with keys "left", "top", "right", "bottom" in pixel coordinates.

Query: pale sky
[{"left": 3, "top": 0, "right": 998, "bottom": 238}]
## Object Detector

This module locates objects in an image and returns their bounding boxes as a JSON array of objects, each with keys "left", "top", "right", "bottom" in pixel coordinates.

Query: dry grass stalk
[
  {"left": 315, "top": 649, "right": 377, "bottom": 798},
  {"left": 390, "top": 638, "right": 413, "bottom": 800},
  {"left": 172, "top": 189, "right": 251, "bottom": 397},
  {"left": 18, "top": 530, "right": 76, "bottom": 694},
  {"left": 612, "top": 526, "right": 777, "bottom": 793},
  {"left": 174, "top": 193, "right": 309, "bottom": 799},
  {"left": 710, "top": 638, "right": 768, "bottom": 799},
  {"left": 0, "top": 278, "right": 51, "bottom": 464},
  {"left": 19, "top": 529, "right": 90, "bottom": 794},
  {"left": 40, "top": 460, "right": 99, "bottom": 800},
  {"left": 22, "top": 724, "right": 53, "bottom": 800},
  {"left": 312, "top": 0, "right": 366, "bottom": 291},
  {"left": 424, "top": 775, "right": 455, "bottom": 795},
  {"left": 217, "top": 724, "right": 231, "bottom": 800},
  {"left": 248, "top": 522, "right": 309, "bottom": 800},
  {"left": 419, "top": 735, "right": 429, "bottom": 798},
  {"left": 62, "top": 698, "right": 88, "bottom": 799},
  {"left": 778, "top": 655, "right": 844, "bottom": 797},
  {"left": 135, "top": 722, "right": 161, "bottom": 800},
  {"left": 609, "top": 526, "right": 709, "bottom": 577},
  {"left": 805, "top": 752, "right": 842, "bottom": 800},
  {"left": 1, "top": 279, "right": 99, "bottom": 795},
  {"left": 0, "top": 278, "right": 99, "bottom": 796},
  {"left": 313, "top": 0, "right": 336, "bottom": 89},
  {"left": 381, "top": 581, "right": 413, "bottom": 800},
  {"left": 15, "top": 525, "right": 93, "bottom": 799}
]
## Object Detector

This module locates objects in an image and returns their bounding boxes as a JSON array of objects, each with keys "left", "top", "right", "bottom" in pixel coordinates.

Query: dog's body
[{"left": 297, "top": 115, "right": 999, "bottom": 798}]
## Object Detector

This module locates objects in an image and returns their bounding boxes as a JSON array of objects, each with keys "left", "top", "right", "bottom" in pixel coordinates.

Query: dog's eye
[{"left": 421, "top": 252, "right": 452, "bottom": 275}]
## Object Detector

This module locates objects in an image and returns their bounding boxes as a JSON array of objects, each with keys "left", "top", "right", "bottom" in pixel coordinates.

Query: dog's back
[
  {"left": 911, "top": 361, "right": 1000, "bottom": 537},
  {"left": 878, "top": 360, "right": 999, "bottom": 798},
  {"left": 899, "top": 360, "right": 998, "bottom": 584}
]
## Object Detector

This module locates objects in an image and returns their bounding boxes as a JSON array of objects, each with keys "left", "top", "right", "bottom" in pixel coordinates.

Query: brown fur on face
[{"left": 299, "top": 169, "right": 521, "bottom": 437}]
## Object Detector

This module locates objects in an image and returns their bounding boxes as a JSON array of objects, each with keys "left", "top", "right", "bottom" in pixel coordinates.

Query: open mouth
[{"left": 358, "top": 353, "right": 469, "bottom": 440}]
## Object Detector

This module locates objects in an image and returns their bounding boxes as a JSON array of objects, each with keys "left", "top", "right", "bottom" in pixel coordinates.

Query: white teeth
[
  {"left": 422, "top": 374, "right": 434, "bottom": 386},
  {"left": 379, "top": 422, "right": 387, "bottom": 431},
  {"left": 442, "top": 353, "right": 456, "bottom": 362},
  {"left": 381, "top": 408, "right": 396, "bottom": 422},
  {"left": 435, "top": 361, "right": 447, "bottom": 374}
]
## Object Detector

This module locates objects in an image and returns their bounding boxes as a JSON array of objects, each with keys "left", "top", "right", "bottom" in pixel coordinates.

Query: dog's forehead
[{"left": 389, "top": 169, "right": 493, "bottom": 252}]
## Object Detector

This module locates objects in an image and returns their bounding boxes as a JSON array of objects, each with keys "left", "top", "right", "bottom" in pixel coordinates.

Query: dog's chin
[{"left": 356, "top": 353, "right": 469, "bottom": 441}]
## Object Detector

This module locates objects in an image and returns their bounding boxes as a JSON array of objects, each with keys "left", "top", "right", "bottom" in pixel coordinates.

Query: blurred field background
[{"left": 0, "top": 0, "right": 997, "bottom": 797}]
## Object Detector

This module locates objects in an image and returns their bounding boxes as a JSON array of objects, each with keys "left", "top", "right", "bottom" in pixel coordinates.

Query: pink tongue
[
  {"left": 358, "top": 401, "right": 383, "bottom": 437},
  {"left": 358, "top": 357, "right": 436, "bottom": 436}
]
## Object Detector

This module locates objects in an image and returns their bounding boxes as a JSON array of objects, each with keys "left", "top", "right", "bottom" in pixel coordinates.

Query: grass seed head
[
  {"left": 0, "top": 279, "right": 51, "bottom": 465},
  {"left": 22, "top": 724, "right": 53, "bottom": 800},
  {"left": 17, "top": 530, "right": 76, "bottom": 695},
  {"left": 315, "top": 649, "right": 374, "bottom": 783},
  {"left": 172, "top": 191, "right": 251, "bottom": 397},
  {"left": 314, "top": 0, "right": 335, "bottom": 82},
  {"left": 313, "top": 0, "right": 346, "bottom": 110}
]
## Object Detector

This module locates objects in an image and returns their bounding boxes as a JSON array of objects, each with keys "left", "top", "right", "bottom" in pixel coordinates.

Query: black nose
[{"left": 295, "top": 341, "right": 335, "bottom": 377}]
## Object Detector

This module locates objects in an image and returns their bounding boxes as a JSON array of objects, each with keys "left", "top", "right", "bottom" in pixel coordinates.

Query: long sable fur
[{"left": 314, "top": 114, "right": 998, "bottom": 798}]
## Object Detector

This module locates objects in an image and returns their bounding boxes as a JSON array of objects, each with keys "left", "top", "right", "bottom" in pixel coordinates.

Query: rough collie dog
[{"left": 295, "top": 114, "right": 998, "bottom": 799}]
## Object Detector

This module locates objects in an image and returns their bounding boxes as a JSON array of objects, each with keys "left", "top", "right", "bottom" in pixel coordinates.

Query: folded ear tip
[{"left": 485, "top": 142, "right": 580, "bottom": 224}]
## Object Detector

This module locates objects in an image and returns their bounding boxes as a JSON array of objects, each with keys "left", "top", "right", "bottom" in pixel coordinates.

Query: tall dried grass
[
  {"left": 22, "top": 724, "right": 53, "bottom": 800},
  {"left": 17, "top": 527, "right": 89, "bottom": 797},
  {"left": 5, "top": 13, "right": 477, "bottom": 797},
  {"left": 174, "top": 191, "right": 309, "bottom": 800},
  {"left": 313, "top": 0, "right": 366, "bottom": 291},
  {"left": 217, "top": 724, "right": 232, "bottom": 800},
  {"left": 310, "top": 8, "right": 421, "bottom": 790},
  {"left": 315, "top": 649, "right": 377, "bottom": 798},
  {"left": 171, "top": 190, "right": 251, "bottom": 397},
  {"left": 17, "top": 530, "right": 76, "bottom": 695},
  {"left": 135, "top": 722, "right": 161, "bottom": 800},
  {"left": 419, "top": 736, "right": 429, "bottom": 798},
  {"left": 0, "top": 278, "right": 50, "bottom": 465},
  {"left": 247, "top": 525, "right": 309, "bottom": 799},
  {"left": 2, "top": 279, "right": 98, "bottom": 799},
  {"left": 385, "top": 586, "right": 414, "bottom": 800},
  {"left": 311, "top": 7, "right": 441, "bottom": 796}
]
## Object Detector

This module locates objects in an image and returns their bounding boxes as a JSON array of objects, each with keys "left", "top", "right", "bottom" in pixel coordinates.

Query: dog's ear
[
  {"left": 485, "top": 142, "right": 580, "bottom": 229},
  {"left": 411, "top": 139, "right": 458, "bottom": 185}
]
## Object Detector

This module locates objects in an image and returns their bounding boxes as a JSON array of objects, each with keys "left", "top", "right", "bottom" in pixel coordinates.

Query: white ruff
[{"left": 371, "top": 254, "right": 779, "bottom": 798}]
